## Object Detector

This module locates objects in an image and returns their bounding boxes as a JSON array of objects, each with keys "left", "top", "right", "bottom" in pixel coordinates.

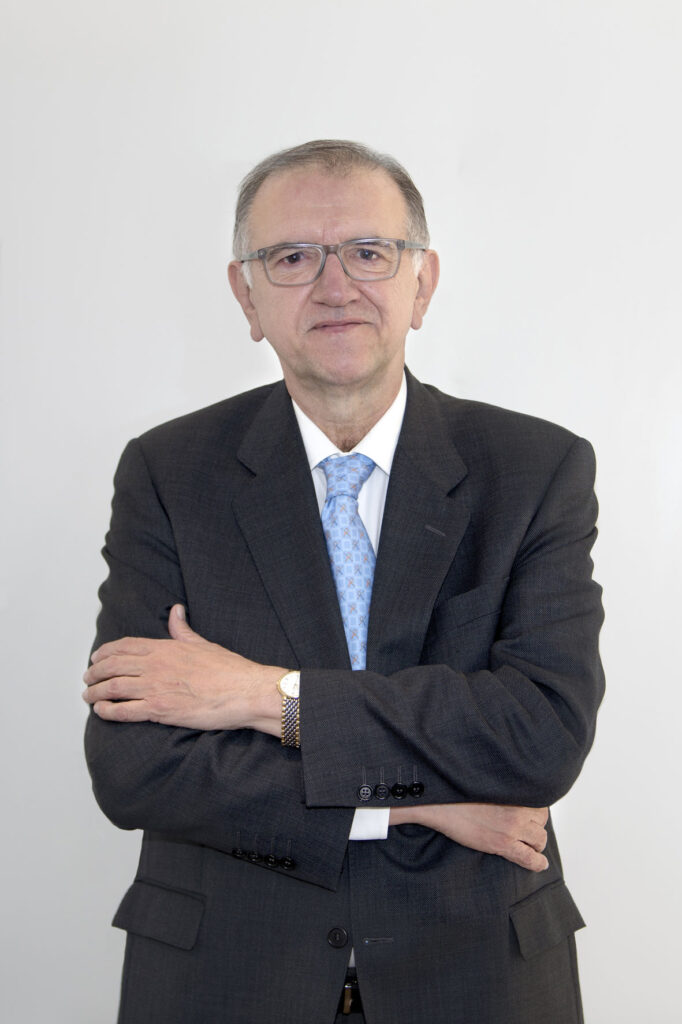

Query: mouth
[{"left": 309, "top": 319, "right": 367, "bottom": 332}]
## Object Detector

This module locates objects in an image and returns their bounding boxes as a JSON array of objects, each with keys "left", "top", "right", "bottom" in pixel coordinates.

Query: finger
[
  {"left": 90, "top": 638, "right": 153, "bottom": 663},
  {"left": 168, "top": 604, "right": 202, "bottom": 643},
  {"left": 521, "top": 821, "right": 548, "bottom": 852},
  {"left": 529, "top": 806, "right": 549, "bottom": 826},
  {"left": 504, "top": 841, "right": 549, "bottom": 873},
  {"left": 84, "top": 656, "right": 143, "bottom": 686},
  {"left": 92, "top": 699, "right": 153, "bottom": 723},
  {"left": 82, "top": 675, "right": 145, "bottom": 704}
]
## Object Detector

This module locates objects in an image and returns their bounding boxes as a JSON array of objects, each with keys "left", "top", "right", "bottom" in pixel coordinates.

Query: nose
[{"left": 311, "top": 251, "right": 360, "bottom": 304}]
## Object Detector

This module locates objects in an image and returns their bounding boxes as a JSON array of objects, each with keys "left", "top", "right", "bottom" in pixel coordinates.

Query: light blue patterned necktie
[{"left": 319, "top": 454, "right": 376, "bottom": 670}]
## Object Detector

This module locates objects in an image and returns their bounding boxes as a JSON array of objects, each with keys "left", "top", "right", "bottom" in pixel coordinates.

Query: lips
[{"left": 309, "top": 319, "right": 367, "bottom": 331}]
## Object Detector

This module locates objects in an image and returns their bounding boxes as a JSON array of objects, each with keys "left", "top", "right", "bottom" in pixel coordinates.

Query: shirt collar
[{"left": 292, "top": 372, "right": 407, "bottom": 477}]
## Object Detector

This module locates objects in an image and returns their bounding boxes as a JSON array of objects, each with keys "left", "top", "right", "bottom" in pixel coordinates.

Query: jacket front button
[{"left": 327, "top": 927, "right": 349, "bottom": 949}]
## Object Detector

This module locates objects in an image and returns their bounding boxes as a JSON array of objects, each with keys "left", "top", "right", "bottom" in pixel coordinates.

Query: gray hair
[{"left": 232, "top": 139, "right": 430, "bottom": 263}]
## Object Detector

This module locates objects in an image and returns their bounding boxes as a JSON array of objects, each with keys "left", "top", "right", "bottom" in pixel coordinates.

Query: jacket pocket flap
[
  {"left": 112, "top": 879, "right": 204, "bottom": 950},
  {"left": 510, "top": 880, "right": 585, "bottom": 960},
  {"left": 433, "top": 577, "right": 509, "bottom": 628}
]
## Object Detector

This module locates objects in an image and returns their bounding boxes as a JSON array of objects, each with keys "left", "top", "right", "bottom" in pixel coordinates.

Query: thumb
[{"left": 168, "top": 604, "right": 202, "bottom": 643}]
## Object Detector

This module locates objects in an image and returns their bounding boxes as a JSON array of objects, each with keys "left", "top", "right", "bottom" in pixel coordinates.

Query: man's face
[{"left": 228, "top": 166, "right": 438, "bottom": 405}]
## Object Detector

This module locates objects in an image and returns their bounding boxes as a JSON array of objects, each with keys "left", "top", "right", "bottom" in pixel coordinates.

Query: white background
[{"left": 1, "top": 1, "right": 680, "bottom": 1020}]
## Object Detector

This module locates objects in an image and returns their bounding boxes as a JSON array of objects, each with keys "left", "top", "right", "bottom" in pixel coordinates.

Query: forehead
[{"left": 247, "top": 166, "right": 409, "bottom": 247}]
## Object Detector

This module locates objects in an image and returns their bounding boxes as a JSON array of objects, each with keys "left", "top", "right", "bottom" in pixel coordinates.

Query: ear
[
  {"left": 228, "top": 261, "right": 265, "bottom": 342},
  {"left": 410, "top": 250, "right": 440, "bottom": 331}
]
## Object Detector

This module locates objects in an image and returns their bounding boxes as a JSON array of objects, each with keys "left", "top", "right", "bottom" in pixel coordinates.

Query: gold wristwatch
[{"left": 276, "top": 671, "right": 300, "bottom": 748}]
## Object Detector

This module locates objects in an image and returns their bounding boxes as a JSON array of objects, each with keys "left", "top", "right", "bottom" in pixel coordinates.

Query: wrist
[
  {"left": 242, "top": 667, "right": 285, "bottom": 737},
  {"left": 389, "top": 805, "right": 425, "bottom": 827}
]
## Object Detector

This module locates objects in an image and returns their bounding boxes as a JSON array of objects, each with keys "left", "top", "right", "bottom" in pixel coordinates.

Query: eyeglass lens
[{"left": 263, "top": 240, "right": 401, "bottom": 284}]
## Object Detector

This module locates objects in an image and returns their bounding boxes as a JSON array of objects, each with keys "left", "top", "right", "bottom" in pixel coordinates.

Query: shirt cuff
[{"left": 349, "top": 807, "right": 390, "bottom": 840}]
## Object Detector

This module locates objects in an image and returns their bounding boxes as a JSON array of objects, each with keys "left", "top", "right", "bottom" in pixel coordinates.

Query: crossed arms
[
  {"left": 84, "top": 421, "right": 603, "bottom": 890},
  {"left": 84, "top": 604, "right": 550, "bottom": 872}
]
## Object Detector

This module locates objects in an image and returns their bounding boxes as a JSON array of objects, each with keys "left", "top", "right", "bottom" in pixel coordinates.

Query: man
[{"left": 84, "top": 140, "right": 604, "bottom": 1024}]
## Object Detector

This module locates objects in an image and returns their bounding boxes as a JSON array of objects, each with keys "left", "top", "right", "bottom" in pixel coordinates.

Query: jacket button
[
  {"left": 327, "top": 927, "right": 349, "bottom": 949},
  {"left": 391, "top": 783, "right": 408, "bottom": 799},
  {"left": 280, "top": 857, "right": 296, "bottom": 871},
  {"left": 409, "top": 782, "right": 424, "bottom": 797},
  {"left": 374, "top": 783, "right": 390, "bottom": 800},
  {"left": 232, "top": 847, "right": 245, "bottom": 859},
  {"left": 357, "top": 784, "right": 373, "bottom": 802},
  {"left": 264, "top": 854, "right": 279, "bottom": 868},
  {"left": 247, "top": 850, "right": 261, "bottom": 863}
]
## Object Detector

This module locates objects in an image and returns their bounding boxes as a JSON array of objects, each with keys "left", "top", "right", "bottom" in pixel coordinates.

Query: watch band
[
  {"left": 281, "top": 695, "right": 299, "bottom": 748},
  {"left": 276, "top": 671, "right": 300, "bottom": 748}
]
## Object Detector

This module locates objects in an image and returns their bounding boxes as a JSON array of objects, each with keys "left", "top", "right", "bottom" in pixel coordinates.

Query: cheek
[
  {"left": 380, "top": 289, "right": 418, "bottom": 332},
  {"left": 255, "top": 296, "right": 301, "bottom": 341}
]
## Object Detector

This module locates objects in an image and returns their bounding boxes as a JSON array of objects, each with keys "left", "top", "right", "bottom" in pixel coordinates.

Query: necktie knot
[{"left": 319, "top": 453, "right": 375, "bottom": 501}]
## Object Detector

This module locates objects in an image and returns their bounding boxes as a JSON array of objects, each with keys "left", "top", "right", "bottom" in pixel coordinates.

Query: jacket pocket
[
  {"left": 433, "top": 577, "right": 510, "bottom": 628},
  {"left": 422, "top": 577, "right": 510, "bottom": 670},
  {"left": 112, "top": 879, "right": 205, "bottom": 950},
  {"left": 509, "top": 879, "right": 585, "bottom": 960}
]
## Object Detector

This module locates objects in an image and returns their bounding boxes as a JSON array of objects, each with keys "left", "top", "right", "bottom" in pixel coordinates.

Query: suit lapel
[
  {"left": 231, "top": 382, "right": 350, "bottom": 670},
  {"left": 230, "top": 374, "right": 470, "bottom": 676},
  {"left": 367, "top": 373, "right": 470, "bottom": 675}
]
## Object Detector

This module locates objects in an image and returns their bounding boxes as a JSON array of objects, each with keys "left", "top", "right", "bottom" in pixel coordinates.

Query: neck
[{"left": 287, "top": 372, "right": 403, "bottom": 452}]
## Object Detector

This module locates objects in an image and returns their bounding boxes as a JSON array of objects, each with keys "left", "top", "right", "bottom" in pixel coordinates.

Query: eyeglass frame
[{"left": 240, "top": 237, "right": 426, "bottom": 287}]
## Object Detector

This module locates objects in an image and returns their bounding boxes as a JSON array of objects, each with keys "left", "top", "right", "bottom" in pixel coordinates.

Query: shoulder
[
  {"left": 129, "top": 380, "right": 283, "bottom": 464},
  {"left": 113, "top": 380, "right": 286, "bottom": 488},
  {"left": 140, "top": 381, "right": 281, "bottom": 449},
  {"left": 406, "top": 375, "right": 596, "bottom": 481}
]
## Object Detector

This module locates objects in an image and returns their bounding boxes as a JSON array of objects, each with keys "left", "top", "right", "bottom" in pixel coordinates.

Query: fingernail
[{"left": 176, "top": 605, "right": 186, "bottom": 621}]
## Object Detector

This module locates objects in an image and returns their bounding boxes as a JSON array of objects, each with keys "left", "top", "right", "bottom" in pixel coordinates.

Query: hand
[
  {"left": 389, "top": 802, "right": 550, "bottom": 872},
  {"left": 83, "top": 605, "right": 283, "bottom": 735}
]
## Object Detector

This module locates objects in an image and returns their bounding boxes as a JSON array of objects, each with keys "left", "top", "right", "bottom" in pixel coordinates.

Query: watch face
[{"left": 280, "top": 673, "right": 300, "bottom": 699}]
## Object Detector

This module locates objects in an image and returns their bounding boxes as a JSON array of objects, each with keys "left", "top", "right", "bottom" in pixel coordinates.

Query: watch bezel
[{"left": 277, "top": 671, "right": 300, "bottom": 699}]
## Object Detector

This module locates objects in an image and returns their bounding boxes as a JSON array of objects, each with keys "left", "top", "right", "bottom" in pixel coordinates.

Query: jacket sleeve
[
  {"left": 300, "top": 436, "right": 605, "bottom": 810},
  {"left": 84, "top": 438, "right": 354, "bottom": 891},
  {"left": 86, "top": 429, "right": 604, "bottom": 889}
]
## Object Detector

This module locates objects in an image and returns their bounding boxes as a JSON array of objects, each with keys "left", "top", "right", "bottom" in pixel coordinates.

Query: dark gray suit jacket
[{"left": 86, "top": 371, "right": 604, "bottom": 1024}]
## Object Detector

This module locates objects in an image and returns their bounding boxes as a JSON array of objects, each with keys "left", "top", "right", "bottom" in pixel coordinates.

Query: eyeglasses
[{"left": 240, "top": 238, "right": 426, "bottom": 287}]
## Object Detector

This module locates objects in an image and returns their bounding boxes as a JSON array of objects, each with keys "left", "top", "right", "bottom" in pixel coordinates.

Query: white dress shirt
[{"left": 292, "top": 373, "right": 407, "bottom": 841}]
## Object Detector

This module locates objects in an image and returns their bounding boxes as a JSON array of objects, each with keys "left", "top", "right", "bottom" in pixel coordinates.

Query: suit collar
[
  {"left": 398, "top": 368, "right": 468, "bottom": 494},
  {"left": 235, "top": 379, "right": 300, "bottom": 477}
]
